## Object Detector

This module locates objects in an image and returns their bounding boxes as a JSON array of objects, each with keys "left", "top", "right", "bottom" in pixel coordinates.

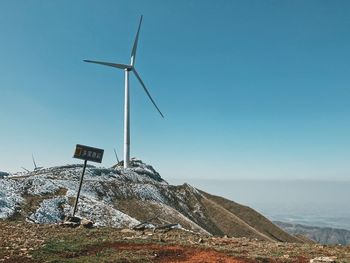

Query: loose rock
[{"left": 310, "top": 256, "right": 337, "bottom": 263}]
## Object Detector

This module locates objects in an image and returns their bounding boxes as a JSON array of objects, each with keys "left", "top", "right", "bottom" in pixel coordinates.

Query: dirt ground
[
  {"left": 83, "top": 242, "right": 251, "bottom": 263},
  {"left": 0, "top": 220, "right": 349, "bottom": 262}
]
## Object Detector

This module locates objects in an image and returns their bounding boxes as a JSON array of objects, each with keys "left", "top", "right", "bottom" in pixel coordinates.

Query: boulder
[
  {"left": 60, "top": 216, "right": 94, "bottom": 228},
  {"left": 310, "top": 257, "right": 337, "bottom": 263},
  {"left": 80, "top": 218, "right": 94, "bottom": 228}
]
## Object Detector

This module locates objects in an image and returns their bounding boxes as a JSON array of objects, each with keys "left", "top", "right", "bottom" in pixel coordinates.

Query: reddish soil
[{"left": 88, "top": 242, "right": 251, "bottom": 263}]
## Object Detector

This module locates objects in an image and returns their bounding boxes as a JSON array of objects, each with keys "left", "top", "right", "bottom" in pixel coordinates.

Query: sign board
[{"left": 73, "top": 144, "right": 104, "bottom": 163}]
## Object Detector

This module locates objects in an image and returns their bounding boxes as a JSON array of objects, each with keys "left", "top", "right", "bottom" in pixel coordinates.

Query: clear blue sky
[{"left": 1, "top": 0, "right": 350, "bottom": 181}]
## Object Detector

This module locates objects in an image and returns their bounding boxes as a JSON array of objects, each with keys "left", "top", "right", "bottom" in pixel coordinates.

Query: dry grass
[
  {"left": 199, "top": 191, "right": 302, "bottom": 243},
  {"left": 0, "top": 220, "right": 349, "bottom": 263}
]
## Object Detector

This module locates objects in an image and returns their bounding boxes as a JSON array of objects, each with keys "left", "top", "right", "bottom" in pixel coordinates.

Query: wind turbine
[
  {"left": 84, "top": 16, "right": 163, "bottom": 168},
  {"left": 21, "top": 167, "right": 30, "bottom": 173},
  {"left": 32, "top": 154, "right": 43, "bottom": 171},
  {"left": 114, "top": 148, "right": 120, "bottom": 163},
  {"left": 32, "top": 154, "right": 38, "bottom": 170},
  {"left": 21, "top": 155, "right": 43, "bottom": 173}
]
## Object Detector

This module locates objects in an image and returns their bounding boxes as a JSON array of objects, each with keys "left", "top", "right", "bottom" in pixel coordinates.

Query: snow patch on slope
[
  {"left": 72, "top": 196, "right": 139, "bottom": 228},
  {"left": 29, "top": 197, "right": 66, "bottom": 224},
  {"left": 0, "top": 161, "right": 214, "bottom": 235},
  {"left": 0, "top": 180, "right": 23, "bottom": 218},
  {"left": 0, "top": 161, "right": 167, "bottom": 226}
]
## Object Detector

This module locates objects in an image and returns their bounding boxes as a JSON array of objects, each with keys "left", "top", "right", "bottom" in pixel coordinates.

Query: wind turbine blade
[
  {"left": 32, "top": 155, "right": 37, "bottom": 169},
  {"left": 84, "top": 60, "right": 132, "bottom": 70},
  {"left": 130, "top": 15, "right": 143, "bottom": 66},
  {"left": 132, "top": 69, "right": 164, "bottom": 118},
  {"left": 21, "top": 167, "right": 30, "bottom": 173},
  {"left": 114, "top": 148, "right": 120, "bottom": 163}
]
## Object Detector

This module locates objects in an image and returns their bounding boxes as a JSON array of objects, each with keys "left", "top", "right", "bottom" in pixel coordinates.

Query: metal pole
[
  {"left": 124, "top": 69, "right": 130, "bottom": 168},
  {"left": 72, "top": 159, "right": 87, "bottom": 217}
]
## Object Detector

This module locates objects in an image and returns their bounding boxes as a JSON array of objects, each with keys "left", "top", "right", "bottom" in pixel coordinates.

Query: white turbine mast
[{"left": 84, "top": 15, "right": 163, "bottom": 168}]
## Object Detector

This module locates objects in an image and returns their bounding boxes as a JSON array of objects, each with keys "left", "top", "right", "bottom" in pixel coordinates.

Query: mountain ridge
[
  {"left": 0, "top": 160, "right": 300, "bottom": 243},
  {"left": 275, "top": 221, "right": 350, "bottom": 245}
]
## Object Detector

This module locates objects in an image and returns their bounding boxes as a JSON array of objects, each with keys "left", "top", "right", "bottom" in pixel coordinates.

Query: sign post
[{"left": 72, "top": 144, "right": 104, "bottom": 217}]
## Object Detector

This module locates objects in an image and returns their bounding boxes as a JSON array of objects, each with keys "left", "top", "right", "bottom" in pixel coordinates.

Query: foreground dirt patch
[
  {"left": 0, "top": 221, "right": 349, "bottom": 262},
  {"left": 85, "top": 242, "right": 249, "bottom": 263}
]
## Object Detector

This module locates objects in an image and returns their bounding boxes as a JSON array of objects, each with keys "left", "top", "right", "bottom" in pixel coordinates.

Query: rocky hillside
[
  {"left": 275, "top": 221, "right": 350, "bottom": 245},
  {"left": 0, "top": 160, "right": 300, "bottom": 242}
]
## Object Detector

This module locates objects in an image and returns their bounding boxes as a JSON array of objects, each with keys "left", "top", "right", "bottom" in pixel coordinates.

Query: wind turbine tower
[{"left": 84, "top": 16, "right": 163, "bottom": 168}]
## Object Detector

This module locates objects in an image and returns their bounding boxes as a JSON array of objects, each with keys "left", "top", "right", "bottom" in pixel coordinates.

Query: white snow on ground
[
  {"left": 132, "top": 183, "right": 165, "bottom": 202},
  {"left": 71, "top": 196, "right": 140, "bottom": 228},
  {"left": 29, "top": 197, "right": 66, "bottom": 224},
  {"left": 0, "top": 179, "right": 23, "bottom": 218},
  {"left": 0, "top": 160, "right": 168, "bottom": 222},
  {"left": 0, "top": 160, "right": 207, "bottom": 233},
  {"left": 26, "top": 177, "right": 62, "bottom": 195}
]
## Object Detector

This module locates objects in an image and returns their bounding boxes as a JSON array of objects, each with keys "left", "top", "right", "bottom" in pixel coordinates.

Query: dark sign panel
[{"left": 73, "top": 144, "right": 104, "bottom": 163}]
